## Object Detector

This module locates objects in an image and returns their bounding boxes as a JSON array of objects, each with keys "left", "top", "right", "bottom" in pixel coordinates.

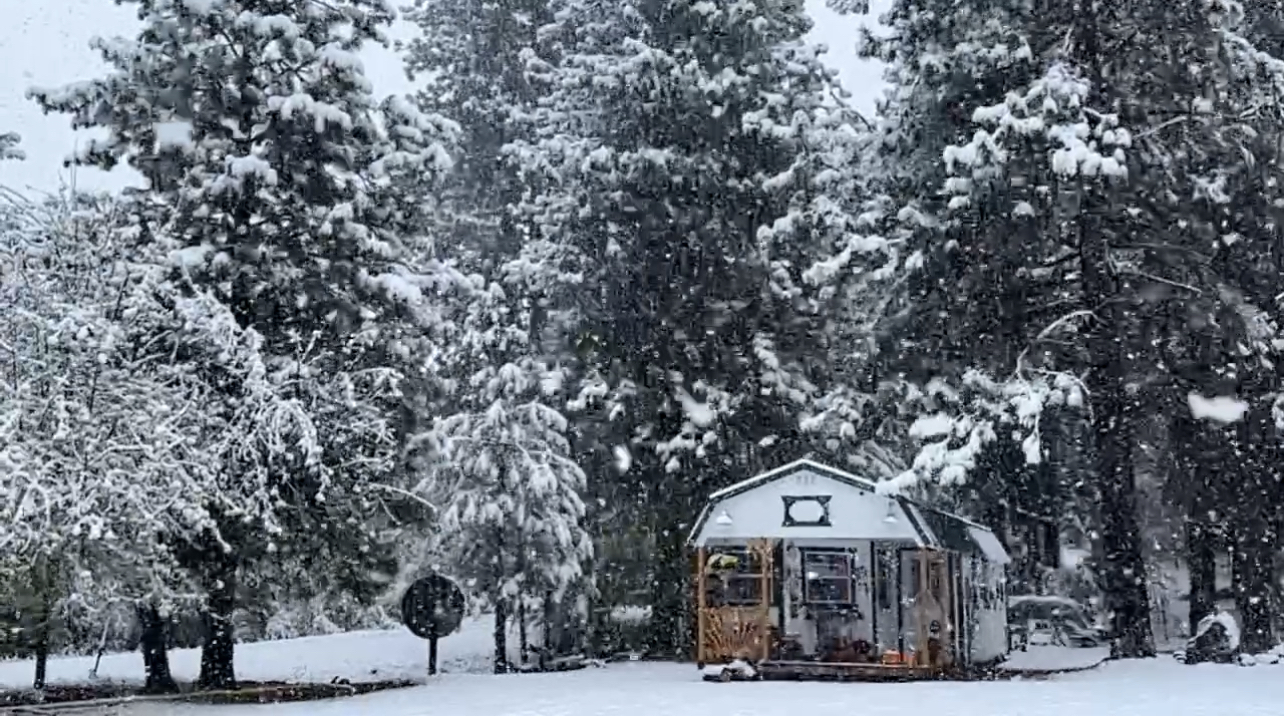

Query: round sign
[{"left": 400, "top": 573, "right": 466, "bottom": 640}]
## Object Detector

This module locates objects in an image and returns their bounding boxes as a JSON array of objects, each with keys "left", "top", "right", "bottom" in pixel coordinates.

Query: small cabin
[{"left": 688, "top": 459, "right": 1011, "bottom": 680}]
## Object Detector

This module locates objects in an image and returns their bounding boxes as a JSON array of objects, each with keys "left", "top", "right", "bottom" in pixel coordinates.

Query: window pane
[
  {"left": 804, "top": 551, "right": 852, "bottom": 579},
  {"left": 807, "top": 577, "right": 854, "bottom": 603},
  {"left": 724, "top": 576, "right": 763, "bottom": 604},
  {"left": 709, "top": 548, "right": 761, "bottom": 576}
]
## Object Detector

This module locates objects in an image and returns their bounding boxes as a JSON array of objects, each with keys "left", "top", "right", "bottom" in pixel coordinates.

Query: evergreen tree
[
  {"left": 30, "top": 0, "right": 455, "bottom": 687},
  {"left": 861, "top": 0, "right": 1284, "bottom": 655},
  {"left": 403, "top": 0, "right": 599, "bottom": 664},
  {"left": 426, "top": 280, "right": 592, "bottom": 671},
  {"left": 402, "top": 0, "right": 556, "bottom": 265},
  {"left": 514, "top": 0, "right": 884, "bottom": 652}
]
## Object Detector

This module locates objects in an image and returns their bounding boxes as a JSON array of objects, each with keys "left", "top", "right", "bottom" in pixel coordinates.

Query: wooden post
[
  {"left": 759, "top": 540, "right": 772, "bottom": 662},
  {"left": 896, "top": 549, "right": 905, "bottom": 656},
  {"left": 696, "top": 547, "right": 707, "bottom": 665},
  {"left": 870, "top": 541, "right": 879, "bottom": 651},
  {"left": 774, "top": 541, "right": 786, "bottom": 658},
  {"left": 917, "top": 549, "right": 929, "bottom": 666}
]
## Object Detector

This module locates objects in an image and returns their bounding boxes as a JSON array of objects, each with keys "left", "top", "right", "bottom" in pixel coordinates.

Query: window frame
[
  {"left": 801, "top": 548, "right": 857, "bottom": 606},
  {"left": 706, "top": 546, "right": 766, "bottom": 607}
]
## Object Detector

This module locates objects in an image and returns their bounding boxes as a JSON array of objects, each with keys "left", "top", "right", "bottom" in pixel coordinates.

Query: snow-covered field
[
  {"left": 1, "top": 626, "right": 1278, "bottom": 716},
  {"left": 0, "top": 617, "right": 497, "bottom": 690},
  {"left": 114, "top": 659, "right": 1284, "bottom": 716}
]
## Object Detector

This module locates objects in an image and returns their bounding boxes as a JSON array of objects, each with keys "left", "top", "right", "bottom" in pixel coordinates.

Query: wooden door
[
  {"left": 913, "top": 549, "right": 955, "bottom": 668},
  {"left": 696, "top": 539, "right": 774, "bottom": 663}
]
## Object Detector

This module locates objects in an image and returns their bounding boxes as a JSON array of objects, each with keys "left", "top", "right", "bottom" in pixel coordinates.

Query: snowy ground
[
  {"left": 1003, "top": 645, "right": 1111, "bottom": 672},
  {"left": 0, "top": 618, "right": 497, "bottom": 690},
  {"left": 0, "top": 628, "right": 1110, "bottom": 691},
  {"left": 108, "top": 658, "right": 1284, "bottom": 716},
  {"left": 3, "top": 626, "right": 1260, "bottom": 716}
]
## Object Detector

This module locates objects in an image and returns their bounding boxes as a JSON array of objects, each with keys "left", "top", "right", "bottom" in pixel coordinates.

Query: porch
[{"left": 695, "top": 540, "right": 969, "bottom": 674}]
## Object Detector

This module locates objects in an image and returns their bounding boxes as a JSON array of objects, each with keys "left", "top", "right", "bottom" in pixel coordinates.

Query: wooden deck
[{"left": 755, "top": 660, "right": 946, "bottom": 682}]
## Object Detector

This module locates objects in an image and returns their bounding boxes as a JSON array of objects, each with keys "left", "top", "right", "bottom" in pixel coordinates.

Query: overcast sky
[{"left": 1, "top": 0, "right": 888, "bottom": 195}]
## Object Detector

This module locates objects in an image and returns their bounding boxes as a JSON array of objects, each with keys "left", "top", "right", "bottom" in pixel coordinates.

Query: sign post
[{"left": 399, "top": 572, "right": 466, "bottom": 677}]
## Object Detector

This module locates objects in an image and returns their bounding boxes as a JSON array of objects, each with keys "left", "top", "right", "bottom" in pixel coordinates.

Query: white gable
[
  {"left": 689, "top": 466, "right": 926, "bottom": 546},
  {"left": 707, "top": 458, "right": 876, "bottom": 500}
]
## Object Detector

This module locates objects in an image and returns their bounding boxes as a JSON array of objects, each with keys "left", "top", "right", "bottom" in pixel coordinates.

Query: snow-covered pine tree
[
  {"left": 401, "top": 0, "right": 602, "bottom": 661},
  {"left": 782, "top": 102, "right": 918, "bottom": 478},
  {"left": 879, "top": 0, "right": 1284, "bottom": 655},
  {"left": 424, "top": 279, "right": 591, "bottom": 673},
  {"left": 29, "top": 0, "right": 456, "bottom": 687},
  {"left": 402, "top": 0, "right": 556, "bottom": 266},
  {"left": 829, "top": 0, "right": 1122, "bottom": 645},
  {"left": 1157, "top": 2, "right": 1284, "bottom": 652},
  {"left": 512, "top": 0, "right": 884, "bottom": 653}
]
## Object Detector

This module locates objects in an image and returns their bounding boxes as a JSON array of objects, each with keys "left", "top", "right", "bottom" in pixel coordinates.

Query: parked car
[{"left": 1008, "top": 595, "right": 1105, "bottom": 649}]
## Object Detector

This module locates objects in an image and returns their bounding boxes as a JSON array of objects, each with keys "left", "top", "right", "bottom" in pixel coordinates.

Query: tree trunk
[
  {"left": 197, "top": 553, "right": 238, "bottom": 691},
  {"left": 31, "top": 623, "right": 49, "bottom": 691},
  {"left": 518, "top": 595, "right": 529, "bottom": 665},
  {"left": 1185, "top": 518, "right": 1217, "bottom": 630},
  {"left": 1231, "top": 525, "right": 1274, "bottom": 654},
  {"left": 493, "top": 597, "right": 510, "bottom": 674},
  {"left": 30, "top": 558, "right": 52, "bottom": 690},
  {"left": 1078, "top": 187, "right": 1155, "bottom": 659},
  {"left": 138, "top": 604, "right": 179, "bottom": 694},
  {"left": 646, "top": 522, "right": 687, "bottom": 658},
  {"left": 542, "top": 590, "right": 556, "bottom": 656},
  {"left": 1091, "top": 365, "right": 1156, "bottom": 658}
]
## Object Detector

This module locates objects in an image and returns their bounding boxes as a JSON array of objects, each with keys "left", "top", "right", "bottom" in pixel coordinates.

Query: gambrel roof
[{"left": 687, "top": 458, "right": 1010, "bottom": 564}]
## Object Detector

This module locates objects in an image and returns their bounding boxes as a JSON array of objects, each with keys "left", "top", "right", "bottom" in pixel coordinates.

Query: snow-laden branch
[{"left": 885, "top": 368, "right": 1086, "bottom": 494}]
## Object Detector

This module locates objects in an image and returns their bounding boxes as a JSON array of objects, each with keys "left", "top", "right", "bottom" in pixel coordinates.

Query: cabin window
[
  {"left": 782, "top": 495, "right": 832, "bottom": 527},
  {"left": 802, "top": 550, "right": 855, "bottom": 605},
  {"left": 705, "top": 547, "right": 764, "bottom": 606}
]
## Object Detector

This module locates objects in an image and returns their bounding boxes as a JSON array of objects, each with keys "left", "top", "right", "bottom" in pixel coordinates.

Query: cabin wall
[
  {"left": 703, "top": 538, "right": 1007, "bottom": 667},
  {"left": 899, "top": 549, "right": 922, "bottom": 652},
  {"left": 779, "top": 539, "right": 887, "bottom": 656}
]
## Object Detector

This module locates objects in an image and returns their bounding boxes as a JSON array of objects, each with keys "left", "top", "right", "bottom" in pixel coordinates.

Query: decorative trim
[{"left": 781, "top": 495, "right": 831, "bottom": 527}]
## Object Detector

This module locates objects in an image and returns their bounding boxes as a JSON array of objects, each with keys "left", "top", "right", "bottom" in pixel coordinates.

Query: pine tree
[
  {"left": 402, "top": 0, "right": 602, "bottom": 663},
  {"left": 402, "top": 0, "right": 556, "bottom": 265},
  {"left": 828, "top": 0, "right": 1096, "bottom": 607},
  {"left": 514, "top": 0, "right": 884, "bottom": 652},
  {"left": 870, "top": 0, "right": 1284, "bottom": 655},
  {"left": 425, "top": 281, "right": 592, "bottom": 672},
  {"left": 29, "top": 0, "right": 456, "bottom": 687}
]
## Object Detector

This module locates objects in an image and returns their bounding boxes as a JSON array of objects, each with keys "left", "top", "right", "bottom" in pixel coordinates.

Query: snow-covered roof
[
  {"left": 688, "top": 458, "right": 1011, "bottom": 564},
  {"left": 706, "top": 458, "right": 877, "bottom": 501}
]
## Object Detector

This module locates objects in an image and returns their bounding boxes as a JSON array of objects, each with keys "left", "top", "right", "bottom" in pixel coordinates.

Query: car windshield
[{"left": 1009, "top": 598, "right": 1092, "bottom": 630}]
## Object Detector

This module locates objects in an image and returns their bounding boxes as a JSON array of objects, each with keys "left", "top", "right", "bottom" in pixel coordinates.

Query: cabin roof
[
  {"left": 706, "top": 458, "right": 878, "bottom": 501},
  {"left": 688, "top": 458, "right": 1011, "bottom": 564}
]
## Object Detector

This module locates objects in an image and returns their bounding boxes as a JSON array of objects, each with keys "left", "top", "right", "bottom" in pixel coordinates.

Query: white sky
[{"left": 1, "top": 0, "right": 888, "bottom": 194}]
